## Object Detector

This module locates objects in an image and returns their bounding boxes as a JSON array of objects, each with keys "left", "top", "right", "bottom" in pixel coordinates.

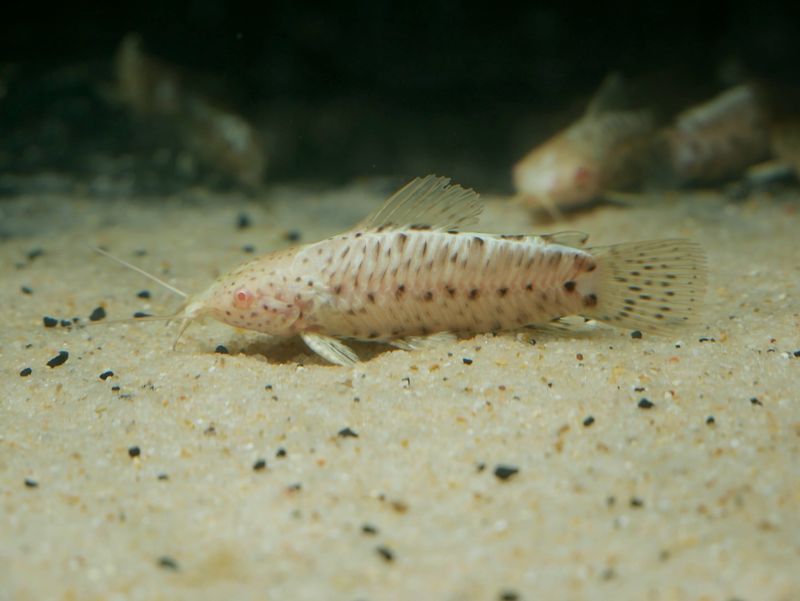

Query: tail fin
[{"left": 585, "top": 239, "right": 706, "bottom": 332}]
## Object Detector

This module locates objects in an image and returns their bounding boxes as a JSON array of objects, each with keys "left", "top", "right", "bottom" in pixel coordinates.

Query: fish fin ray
[
  {"left": 301, "top": 333, "right": 359, "bottom": 366},
  {"left": 359, "top": 175, "right": 483, "bottom": 232},
  {"left": 584, "top": 239, "right": 707, "bottom": 333}
]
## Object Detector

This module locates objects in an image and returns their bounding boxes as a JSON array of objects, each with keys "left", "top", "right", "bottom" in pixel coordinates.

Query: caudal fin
[{"left": 585, "top": 239, "right": 706, "bottom": 332}]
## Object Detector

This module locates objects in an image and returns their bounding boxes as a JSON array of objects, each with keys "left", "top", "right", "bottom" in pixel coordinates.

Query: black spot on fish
[
  {"left": 396, "top": 284, "right": 406, "bottom": 300},
  {"left": 423, "top": 291, "right": 434, "bottom": 301},
  {"left": 497, "top": 287, "right": 508, "bottom": 297},
  {"left": 584, "top": 294, "right": 598, "bottom": 308},
  {"left": 446, "top": 286, "right": 456, "bottom": 297},
  {"left": 564, "top": 281, "right": 576, "bottom": 292},
  {"left": 473, "top": 236, "right": 484, "bottom": 246},
  {"left": 468, "top": 288, "right": 480, "bottom": 300},
  {"left": 367, "top": 292, "right": 376, "bottom": 303}
]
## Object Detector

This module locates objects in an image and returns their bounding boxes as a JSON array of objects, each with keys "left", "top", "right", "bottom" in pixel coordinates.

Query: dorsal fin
[
  {"left": 359, "top": 175, "right": 483, "bottom": 231},
  {"left": 585, "top": 72, "right": 629, "bottom": 116}
]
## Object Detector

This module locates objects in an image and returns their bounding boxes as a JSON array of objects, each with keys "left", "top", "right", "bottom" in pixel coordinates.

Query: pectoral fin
[{"left": 301, "top": 333, "right": 359, "bottom": 366}]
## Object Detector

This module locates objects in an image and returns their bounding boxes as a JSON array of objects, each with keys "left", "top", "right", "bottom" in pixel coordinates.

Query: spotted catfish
[{"left": 116, "top": 176, "right": 706, "bottom": 365}]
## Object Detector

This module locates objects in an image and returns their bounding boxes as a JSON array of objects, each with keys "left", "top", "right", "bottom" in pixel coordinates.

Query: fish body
[
  {"left": 655, "top": 84, "right": 771, "bottom": 184},
  {"left": 513, "top": 75, "right": 654, "bottom": 214},
  {"left": 769, "top": 118, "right": 800, "bottom": 176},
  {"left": 176, "top": 176, "right": 705, "bottom": 365},
  {"left": 115, "top": 34, "right": 266, "bottom": 189}
]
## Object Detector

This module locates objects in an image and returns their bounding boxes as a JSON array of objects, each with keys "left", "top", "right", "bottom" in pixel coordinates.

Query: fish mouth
[{"left": 170, "top": 298, "right": 209, "bottom": 350}]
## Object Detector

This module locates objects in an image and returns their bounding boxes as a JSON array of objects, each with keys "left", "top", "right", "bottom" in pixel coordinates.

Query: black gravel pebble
[
  {"left": 253, "top": 458, "right": 267, "bottom": 471},
  {"left": 706, "top": 416, "right": 716, "bottom": 425},
  {"left": 499, "top": 591, "right": 520, "bottom": 601},
  {"left": 27, "top": 248, "right": 44, "bottom": 260},
  {"left": 630, "top": 330, "right": 643, "bottom": 339},
  {"left": 133, "top": 312, "right": 151, "bottom": 318},
  {"left": 750, "top": 397, "right": 763, "bottom": 406},
  {"left": 462, "top": 357, "right": 473, "bottom": 365},
  {"left": 583, "top": 416, "right": 595, "bottom": 427},
  {"left": 286, "top": 483, "right": 302, "bottom": 492},
  {"left": 630, "top": 497, "right": 645, "bottom": 508},
  {"left": 19, "top": 367, "right": 32, "bottom": 377},
  {"left": 241, "top": 244, "right": 255, "bottom": 253},
  {"left": 157, "top": 556, "right": 179, "bottom": 571},
  {"left": 361, "top": 523, "right": 378, "bottom": 535},
  {"left": 137, "top": 290, "right": 151, "bottom": 299},
  {"left": 375, "top": 546, "right": 394, "bottom": 562},
  {"left": 157, "top": 473, "right": 169, "bottom": 481},
  {"left": 236, "top": 212, "right": 252, "bottom": 229},
  {"left": 46, "top": 351, "right": 69, "bottom": 368},
  {"left": 793, "top": 350, "right": 800, "bottom": 358},
  {"left": 338, "top": 427, "right": 359, "bottom": 438},
  {"left": 637, "top": 398, "right": 654, "bottom": 409},
  {"left": 276, "top": 447, "right": 287, "bottom": 458},
  {"left": 214, "top": 345, "right": 229, "bottom": 354},
  {"left": 494, "top": 465, "right": 519, "bottom": 481},
  {"left": 21, "top": 286, "right": 33, "bottom": 295},
  {"left": 24, "top": 478, "right": 38, "bottom": 488},
  {"left": 59, "top": 319, "right": 72, "bottom": 327},
  {"left": 128, "top": 446, "right": 141, "bottom": 458},
  {"left": 89, "top": 306, "right": 107, "bottom": 322},
  {"left": 99, "top": 370, "right": 114, "bottom": 380},
  {"left": 43, "top": 316, "right": 58, "bottom": 328},
  {"left": 284, "top": 230, "right": 302, "bottom": 242},
  {"left": 111, "top": 385, "right": 121, "bottom": 392}
]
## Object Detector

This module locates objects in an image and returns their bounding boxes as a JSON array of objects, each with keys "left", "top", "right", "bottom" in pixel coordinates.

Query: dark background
[{"left": 1, "top": 1, "right": 799, "bottom": 193}]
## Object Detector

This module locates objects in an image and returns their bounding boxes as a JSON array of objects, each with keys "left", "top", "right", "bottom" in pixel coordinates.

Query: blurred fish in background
[
  {"left": 114, "top": 34, "right": 267, "bottom": 191},
  {"left": 652, "top": 84, "right": 771, "bottom": 185},
  {"left": 512, "top": 73, "right": 655, "bottom": 218},
  {"left": 512, "top": 74, "right": 800, "bottom": 218}
]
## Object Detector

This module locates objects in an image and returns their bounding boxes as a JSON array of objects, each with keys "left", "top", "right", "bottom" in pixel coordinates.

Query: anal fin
[{"left": 389, "top": 331, "right": 457, "bottom": 351}]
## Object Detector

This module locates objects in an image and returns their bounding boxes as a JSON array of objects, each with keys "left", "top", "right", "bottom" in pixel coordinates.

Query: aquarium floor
[{"left": 1, "top": 182, "right": 798, "bottom": 601}]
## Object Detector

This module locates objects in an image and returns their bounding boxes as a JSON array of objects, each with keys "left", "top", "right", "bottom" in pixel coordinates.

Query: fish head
[
  {"left": 513, "top": 141, "right": 601, "bottom": 209},
  {"left": 174, "top": 252, "right": 306, "bottom": 344}
]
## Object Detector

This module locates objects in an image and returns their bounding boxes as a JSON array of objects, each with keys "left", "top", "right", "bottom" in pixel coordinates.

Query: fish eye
[
  {"left": 573, "top": 166, "right": 593, "bottom": 187},
  {"left": 233, "top": 287, "right": 254, "bottom": 308}
]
